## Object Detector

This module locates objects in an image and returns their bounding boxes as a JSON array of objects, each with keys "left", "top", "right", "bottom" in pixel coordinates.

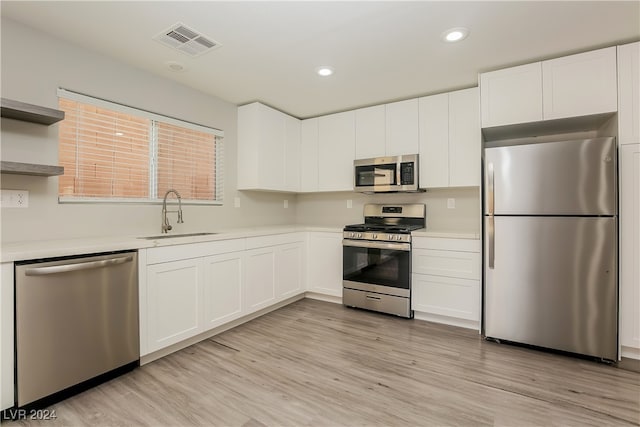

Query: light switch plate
[
  {"left": 1, "top": 189, "right": 29, "bottom": 208},
  {"left": 284, "top": 200, "right": 288, "bottom": 208},
  {"left": 234, "top": 197, "right": 241, "bottom": 208},
  {"left": 347, "top": 199, "right": 353, "bottom": 209}
]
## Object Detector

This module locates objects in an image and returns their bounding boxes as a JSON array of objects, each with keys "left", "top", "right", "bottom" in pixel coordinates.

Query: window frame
[{"left": 56, "top": 88, "right": 224, "bottom": 205}]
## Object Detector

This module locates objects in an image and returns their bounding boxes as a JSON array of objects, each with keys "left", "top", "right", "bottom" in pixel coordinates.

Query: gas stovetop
[{"left": 343, "top": 203, "right": 426, "bottom": 243}]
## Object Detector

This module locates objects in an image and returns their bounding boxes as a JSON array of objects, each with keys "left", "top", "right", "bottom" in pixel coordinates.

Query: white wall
[
  {"left": 296, "top": 187, "right": 480, "bottom": 233},
  {"left": 0, "top": 18, "right": 296, "bottom": 243}
]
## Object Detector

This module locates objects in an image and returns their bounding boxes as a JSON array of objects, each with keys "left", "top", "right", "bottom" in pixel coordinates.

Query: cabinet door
[
  {"left": 284, "top": 115, "right": 301, "bottom": 191},
  {"left": 385, "top": 99, "right": 419, "bottom": 156},
  {"left": 618, "top": 42, "right": 640, "bottom": 145},
  {"left": 146, "top": 259, "right": 202, "bottom": 353},
  {"left": 542, "top": 47, "right": 617, "bottom": 120},
  {"left": 355, "top": 105, "right": 386, "bottom": 159},
  {"left": 1, "top": 263, "right": 14, "bottom": 410},
  {"left": 480, "top": 62, "right": 543, "bottom": 127},
  {"left": 412, "top": 274, "right": 480, "bottom": 322},
  {"left": 448, "top": 88, "right": 480, "bottom": 187},
  {"left": 318, "top": 111, "right": 355, "bottom": 191},
  {"left": 619, "top": 144, "right": 640, "bottom": 356},
  {"left": 307, "top": 232, "right": 343, "bottom": 297},
  {"left": 244, "top": 247, "right": 276, "bottom": 313},
  {"left": 418, "top": 93, "right": 449, "bottom": 188},
  {"left": 276, "top": 243, "right": 304, "bottom": 299},
  {"left": 202, "top": 252, "right": 243, "bottom": 330},
  {"left": 300, "top": 118, "right": 319, "bottom": 192}
]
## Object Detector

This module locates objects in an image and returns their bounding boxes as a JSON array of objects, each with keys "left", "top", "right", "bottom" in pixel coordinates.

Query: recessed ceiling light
[
  {"left": 115, "top": 132, "right": 125, "bottom": 137},
  {"left": 442, "top": 27, "right": 469, "bottom": 43},
  {"left": 316, "top": 66, "right": 334, "bottom": 77}
]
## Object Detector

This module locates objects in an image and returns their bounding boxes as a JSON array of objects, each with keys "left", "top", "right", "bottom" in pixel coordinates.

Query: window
[{"left": 57, "top": 89, "right": 224, "bottom": 204}]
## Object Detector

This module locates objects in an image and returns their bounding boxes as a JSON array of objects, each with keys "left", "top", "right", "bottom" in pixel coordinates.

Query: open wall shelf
[
  {"left": 0, "top": 161, "right": 64, "bottom": 177},
  {"left": 1, "top": 98, "right": 65, "bottom": 125}
]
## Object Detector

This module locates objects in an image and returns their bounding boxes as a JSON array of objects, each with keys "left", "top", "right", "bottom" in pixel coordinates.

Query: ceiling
[{"left": 2, "top": 1, "right": 639, "bottom": 119}]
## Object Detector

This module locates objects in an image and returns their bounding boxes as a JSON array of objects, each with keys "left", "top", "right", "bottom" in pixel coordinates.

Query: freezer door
[
  {"left": 484, "top": 216, "right": 617, "bottom": 360},
  {"left": 484, "top": 137, "right": 616, "bottom": 215}
]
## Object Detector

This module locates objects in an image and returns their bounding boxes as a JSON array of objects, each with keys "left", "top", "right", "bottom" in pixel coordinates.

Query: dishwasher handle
[{"left": 24, "top": 255, "right": 134, "bottom": 276}]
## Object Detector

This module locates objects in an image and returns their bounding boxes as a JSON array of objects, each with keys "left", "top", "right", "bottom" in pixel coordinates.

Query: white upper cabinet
[
  {"left": 300, "top": 118, "right": 319, "bottom": 192},
  {"left": 618, "top": 42, "right": 640, "bottom": 145},
  {"left": 385, "top": 99, "right": 420, "bottom": 156},
  {"left": 237, "top": 102, "right": 300, "bottom": 192},
  {"left": 318, "top": 110, "right": 355, "bottom": 192},
  {"left": 355, "top": 105, "right": 386, "bottom": 159},
  {"left": 448, "top": 88, "right": 480, "bottom": 187},
  {"left": 418, "top": 93, "right": 449, "bottom": 188},
  {"left": 419, "top": 88, "right": 480, "bottom": 188},
  {"left": 480, "top": 47, "right": 618, "bottom": 128},
  {"left": 542, "top": 47, "right": 617, "bottom": 120},
  {"left": 480, "top": 62, "right": 543, "bottom": 128}
]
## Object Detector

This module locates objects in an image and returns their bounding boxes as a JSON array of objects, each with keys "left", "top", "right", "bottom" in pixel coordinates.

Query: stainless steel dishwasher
[{"left": 15, "top": 251, "right": 139, "bottom": 407}]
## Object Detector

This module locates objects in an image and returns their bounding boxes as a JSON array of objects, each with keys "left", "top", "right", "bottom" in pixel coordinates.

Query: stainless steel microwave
[{"left": 354, "top": 154, "right": 422, "bottom": 193}]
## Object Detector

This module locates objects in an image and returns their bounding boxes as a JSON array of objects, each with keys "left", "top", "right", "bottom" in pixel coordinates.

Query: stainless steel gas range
[{"left": 342, "top": 204, "right": 426, "bottom": 318}]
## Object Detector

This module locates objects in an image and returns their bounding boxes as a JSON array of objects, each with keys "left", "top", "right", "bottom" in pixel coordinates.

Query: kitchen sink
[{"left": 138, "top": 232, "right": 217, "bottom": 240}]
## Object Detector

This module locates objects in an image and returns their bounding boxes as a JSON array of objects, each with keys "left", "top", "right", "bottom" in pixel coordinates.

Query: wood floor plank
[{"left": 5, "top": 299, "right": 640, "bottom": 426}]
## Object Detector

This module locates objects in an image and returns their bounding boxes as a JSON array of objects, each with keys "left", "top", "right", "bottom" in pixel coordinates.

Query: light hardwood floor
[{"left": 6, "top": 299, "right": 640, "bottom": 426}]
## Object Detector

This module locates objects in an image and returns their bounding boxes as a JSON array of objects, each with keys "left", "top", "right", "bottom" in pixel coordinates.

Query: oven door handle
[{"left": 342, "top": 239, "right": 410, "bottom": 251}]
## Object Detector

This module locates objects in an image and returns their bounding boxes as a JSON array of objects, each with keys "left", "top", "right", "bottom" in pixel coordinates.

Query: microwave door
[{"left": 374, "top": 166, "right": 396, "bottom": 186}]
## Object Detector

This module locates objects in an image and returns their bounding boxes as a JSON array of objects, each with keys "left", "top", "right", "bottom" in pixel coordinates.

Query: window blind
[{"left": 57, "top": 89, "right": 224, "bottom": 204}]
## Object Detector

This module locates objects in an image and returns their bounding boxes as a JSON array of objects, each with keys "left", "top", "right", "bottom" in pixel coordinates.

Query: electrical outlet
[
  {"left": 284, "top": 199, "right": 288, "bottom": 209},
  {"left": 347, "top": 199, "right": 353, "bottom": 209},
  {"left": 234, "top": 197, "right": 241, "bottom": 208},
  {"left": 447, "top": 198, "right": 455, "bottom": 209},
  {"left": 1, "top": 190, "right": 29, "bottom": 208}
]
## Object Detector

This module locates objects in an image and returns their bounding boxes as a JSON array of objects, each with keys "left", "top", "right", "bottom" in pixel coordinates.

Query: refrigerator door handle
[
  {"left": 487, "top": 162, "right": 494, "bottom": 215},
  {"left": 488, "top": 215, "right": 495, "bottom": 269}
]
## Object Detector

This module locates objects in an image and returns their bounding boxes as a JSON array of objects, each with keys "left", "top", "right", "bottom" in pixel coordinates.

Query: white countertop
[{"left": 1, "top": 225, "right": 478, "bottom": 263}]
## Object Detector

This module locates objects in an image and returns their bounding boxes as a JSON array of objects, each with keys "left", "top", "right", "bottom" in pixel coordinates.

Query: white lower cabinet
[
  {"left": 1, "top": 262, "right": 14, "bottom": 410},
  {"left": 306, "top": 232, "right": 343, "bottom": 297},
  {"left": 146, "top": 259, "right": 203, "bottom": 354},
  {"left": 411, "top": 237, "right": 481, "bottom": 329},
  {"left": 244, "top": 247, "right": 277, "bottom": 313},
  {"left": 620, "top": 143, "right": 640, "bottom": 359},
  {"left": 202, "top": 252, "right": 243, "bottom": 330},
  {"left": 142, "top": 234, "right": 306, "bottom": 357}
]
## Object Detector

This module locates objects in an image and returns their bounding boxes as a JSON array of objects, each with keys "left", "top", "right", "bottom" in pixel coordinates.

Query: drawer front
[
  {"left": 411, "top": 274, "right": 480, "bottom": 321},
  {"left": 412, "top": 237, "right": 481, "bottom": 252},
  {"left": 412, "top": 249, "right": 480, "bottom": 280}
]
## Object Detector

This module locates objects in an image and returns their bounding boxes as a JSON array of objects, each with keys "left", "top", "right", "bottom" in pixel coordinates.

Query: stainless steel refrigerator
[{"left": 483, "top": 137, "right": 617, "bottom": 361}]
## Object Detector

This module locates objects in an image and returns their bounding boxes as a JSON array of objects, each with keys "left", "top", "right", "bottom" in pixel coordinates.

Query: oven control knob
[
  {"left": 357, "top": 233, "right": 363, "bottom": 238},
  {"left": 372, "top": 234, "right": 378, "bottom": 239},
  {"left": 349, "top": 232, "right": 355, "bottom": 238}
]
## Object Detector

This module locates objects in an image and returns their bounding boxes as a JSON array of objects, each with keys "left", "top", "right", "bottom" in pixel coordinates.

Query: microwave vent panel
[{"left": 153, "top": 22, "right": 221, "bottom": 57}]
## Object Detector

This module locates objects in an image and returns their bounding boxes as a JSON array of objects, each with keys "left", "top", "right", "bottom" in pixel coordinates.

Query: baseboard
[
  {"left": 413, "top": 311, "right": 480, "bottom": 331},
  {"left": 304, "top": 292, "right": 342, "bottom": 304}
]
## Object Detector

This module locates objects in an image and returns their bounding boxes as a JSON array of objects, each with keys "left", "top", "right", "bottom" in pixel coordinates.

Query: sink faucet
[{"left": 161, "top": 189, "right": 184, "bottom": 233}]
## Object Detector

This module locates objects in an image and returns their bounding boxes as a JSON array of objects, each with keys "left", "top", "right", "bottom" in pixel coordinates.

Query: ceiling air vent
[{"left": 153, "top": 22, "right": 221, "bottom": 57}]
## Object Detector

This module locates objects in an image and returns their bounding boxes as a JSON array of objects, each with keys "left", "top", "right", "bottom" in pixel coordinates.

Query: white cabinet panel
[
  {"left": 307, "top": 232, "right": 343, "bottom": 297},
  {"left": 244, "top": 248, "right": 276, "bottom": 313},
  {"left": 449, "top": 88, "right": 480, "bottom": 187},
  {"left": 355, "top": 105, "right": 386, "bottom": 159},
  {"left": 418, "top": 93, "right": 449, "bottom": 188},
  {"left": 276, "top": 243, "right": 304, "bottom": 299},
  {"left": 620, "top": 144, "right": 640, "bottom": 358},
  {"left": 419, "top": 88, "right": 480, "bottom": 188},
  {"left": 284, "top": 116, "right": 301, "bottom": 191},
  {"left": 300, "top": 118, "right": 319, "bottom": 192},
  {"left": 412, "top": 274, "right": 479, "bottom": 321},
  {"left": 202, "top": 252, "right": 243, "bottom": 330},
  {"left": 480, "top": 62, "right": 543, "bottom": 127},
  {"left": 237, "top": 102, "right": 300, "bottom": 192},
  {"left": 412, "top": 248, "right": 480, "bottom": 280},
  {"left": 542, "top": 47, "right": 617, "bottom": 120},
  {"left": 618, "top": 42, "right": 640, "bottom": 145},
  {"left": 146, "top": 259, "right": 202, "bottom": 353},
  {"left": 318, "top": 111, "right": 355, "bottom": 192},
  {"left": 1, "top": 263, "right": 14, "bottom": 410},
  {"left": 385, "top": 99, "right": 419, "bottom": 156}
]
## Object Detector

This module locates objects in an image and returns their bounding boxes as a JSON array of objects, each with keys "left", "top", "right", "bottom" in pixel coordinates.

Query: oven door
[{"left": 342, "top": 239, "right": 411, "bottom": 297}]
